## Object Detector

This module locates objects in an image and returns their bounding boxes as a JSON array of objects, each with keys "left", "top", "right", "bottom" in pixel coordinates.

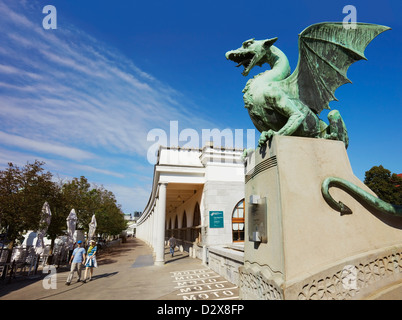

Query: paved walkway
[{"left": 0, "top": 238, "right": 239, "bottom": 300}]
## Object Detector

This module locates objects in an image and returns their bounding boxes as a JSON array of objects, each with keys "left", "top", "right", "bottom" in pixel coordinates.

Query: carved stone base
[
  {"left": 241, "top": 136, "right": 402, "bottom": 300},
  {"left": 239, "top": 262, "right": 283, "bottom": 300},
  {"left": 292, "top": 245, "right": 402, "bottom": 300}
]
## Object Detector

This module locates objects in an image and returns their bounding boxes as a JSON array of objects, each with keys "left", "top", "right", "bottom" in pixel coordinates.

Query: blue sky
[{"left": 0, "top": 0, "right": 401, "bottom": 213}]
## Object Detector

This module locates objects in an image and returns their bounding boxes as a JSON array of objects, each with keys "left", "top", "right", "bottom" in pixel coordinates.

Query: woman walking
[{"left": 83, "top": 240, "right": 97, "bottom": 283}]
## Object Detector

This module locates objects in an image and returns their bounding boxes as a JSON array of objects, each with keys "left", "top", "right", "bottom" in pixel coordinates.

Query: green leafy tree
[
  {"left": 364, "top": 165, "right": 402, "bottom": 205},
  {"left": 0, "top": 161, "right": 127, "bottom": 248},
  {"left": 0, "top": 161, "right": 57, "bottom": 246},
  {"left": 391, "top": 173, "right": 402, "bottom": 205},
  {"left": 61, "top": 176, "right": 92, "bottom": 228},
  {"left": 89, "top": 186, "right": 127, "bottom": 237},
  {"left": 0, "top": 162, "right": 22, "bottom": 246},
  {"left": 61, "top": 179, "right": 126, "bottom": 238},
  {"left": 45, "top": 178, "right": 70, "bottom": 251}
]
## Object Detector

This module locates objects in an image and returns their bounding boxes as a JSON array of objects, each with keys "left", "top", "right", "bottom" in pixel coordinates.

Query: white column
[
  {"left": 155, "top": 182, "right": 168, "bottom": 266},
  {"left": 146, "top": 218, "right": 150, "bottom": 245},
  {"left": 202, "top": 245, "right": 207, "bottom": 266},
  {"left": 149, "top": 211, "right": 153, "bottom": 248},
  {"left": 148, "top": 215, "right": 152, "bottom": 246},
  {"left": 152, "top": 206, "right": 156, "bottom": 248}
]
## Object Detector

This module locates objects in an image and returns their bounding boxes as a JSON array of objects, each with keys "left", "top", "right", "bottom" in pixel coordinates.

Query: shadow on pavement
[
  {"left": 0, "top": 238, "right": 140, "bottom": 298},
  {"left": 97, "top": 238, "right": 143, "bottom": 266},
  {"left": 91, "top": 271, "right": 118, "bottom": 280},
  {"left": 164, "top": 248, "right": 190, "bottom": 264}
]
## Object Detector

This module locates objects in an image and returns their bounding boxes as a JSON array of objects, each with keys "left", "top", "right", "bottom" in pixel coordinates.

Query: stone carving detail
[
  {"left": 239, "top": 266, "right": 283, "bottom": 300},
  {"left": 297, "top": 251, "right": 402, "bottom": 300}
]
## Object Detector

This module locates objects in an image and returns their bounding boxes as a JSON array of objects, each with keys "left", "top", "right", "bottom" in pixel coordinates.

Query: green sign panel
[{"left": 209, "top": 211, "right": 224, "bottom": 228}]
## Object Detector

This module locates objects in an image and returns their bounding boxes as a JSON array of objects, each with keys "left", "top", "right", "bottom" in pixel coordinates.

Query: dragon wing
[{"left": 283, "top": 22, "right": 390, "bottom": 114}]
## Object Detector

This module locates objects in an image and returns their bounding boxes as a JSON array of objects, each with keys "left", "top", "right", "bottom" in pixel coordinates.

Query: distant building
[
  {"left": 124, "top": 213, "right": 133, "bottom": 221},
  {"left": 135, "top": 143, "right": 245, "bottom": 283},
  {"left": 124, "top": 212, "right": 142, "bottom": 236}
]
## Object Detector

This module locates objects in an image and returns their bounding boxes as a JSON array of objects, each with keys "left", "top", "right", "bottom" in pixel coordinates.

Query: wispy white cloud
[
  {"left": 0, "top": 2, "right": 33, "bottom": 29},
  {"left": 0, "top": 5, "right": 187, "bottom": 137},
  {"left": 0, "top": 0, "right": 215, "bottom": 212},
  {"left": 72, "top": 164, "right": 126, "bottom": 179},
  {"left": 0, "top": 64, "right": 42, "bottom": 80},
  {"left": 101, "top": 183, "right": 152, "bottom": 212},
  {"left": 0, "top": 131, "right": 94, "bottom": 161}
]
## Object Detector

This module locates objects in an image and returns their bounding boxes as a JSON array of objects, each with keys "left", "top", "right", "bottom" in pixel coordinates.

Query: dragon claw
[{"left": 258, "top": 130, "right": 276, "bottom": 147}]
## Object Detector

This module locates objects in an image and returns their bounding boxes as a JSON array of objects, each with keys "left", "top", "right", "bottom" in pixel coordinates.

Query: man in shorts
[{"left": 65, "top": 240, "right": 86, "bottom": 285}]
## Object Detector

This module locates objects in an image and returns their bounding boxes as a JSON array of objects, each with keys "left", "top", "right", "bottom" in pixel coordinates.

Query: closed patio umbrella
[
  {"left": 35, "top": 202, "right": 52, "bottom": 254},
  {"left": 88, "top": 214, "right": 97, "bottom": 241},
  {"left": 66, "top": 209, "right": 77, "bottom": 250}
]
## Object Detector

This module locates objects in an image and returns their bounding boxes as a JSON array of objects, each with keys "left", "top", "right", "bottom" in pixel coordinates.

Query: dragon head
[{"left": 226, "top": 37, "right": 278, "bottom": 76}]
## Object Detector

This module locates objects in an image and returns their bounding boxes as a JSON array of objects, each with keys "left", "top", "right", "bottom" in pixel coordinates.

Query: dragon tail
[{"left": 321, "top": 177, "right": 402, "bottom": 217}]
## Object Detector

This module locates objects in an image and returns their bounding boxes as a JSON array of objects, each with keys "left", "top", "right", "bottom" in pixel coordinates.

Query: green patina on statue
[
  {"left": 227, "top": 22, "right": 402, "bottom": 217},
  {"left": 226, "top": 22, "right": 390, "bottom": 149},
  {"left": 321, "top": 177, "right": 402, "bottom": 216}
]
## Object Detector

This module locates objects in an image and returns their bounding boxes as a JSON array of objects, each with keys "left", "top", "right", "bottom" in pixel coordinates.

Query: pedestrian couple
[{"left": 65, "top": 240, "right": 98, "bottom": 285}]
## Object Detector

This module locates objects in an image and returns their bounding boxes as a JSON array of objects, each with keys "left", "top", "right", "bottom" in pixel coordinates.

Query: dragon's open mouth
[{"left": 226, "top": 51, "right": 256, "bottom": 76}]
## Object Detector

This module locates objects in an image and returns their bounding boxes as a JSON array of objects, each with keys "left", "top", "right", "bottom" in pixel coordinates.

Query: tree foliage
[
  {"left": 0, "top": 161, "right": 127, "bottom": 246},
  {"left": 62, "top": 179, "right": 127, "bottom": 236},
  {"left": 364, "top": 165, "right": 402, "bottom": 205},
  {"left": 0, "top": 161, "right": 58, "bottom": 245}
]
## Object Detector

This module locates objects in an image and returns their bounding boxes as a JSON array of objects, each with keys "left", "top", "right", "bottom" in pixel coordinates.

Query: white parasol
[
  {"left": 66, "top": 209, "right": 77, "bottom": 250},
  {"left": 88, "top": 214, "right": 97, "bottom": 241},
  {"left": 35, "top": 202, "right": 52, "bottom": 254}
]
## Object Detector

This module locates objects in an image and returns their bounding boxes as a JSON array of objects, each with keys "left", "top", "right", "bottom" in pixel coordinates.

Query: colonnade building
[{"left": 136, "top": 142, "right": 245, "bottom": 284}]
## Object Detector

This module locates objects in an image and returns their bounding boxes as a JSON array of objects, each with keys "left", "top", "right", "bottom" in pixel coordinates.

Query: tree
[
  {"left": 61, "top": 176, "right": 92, "bottom": 229},
  {"left": 0, "top": 160, "right": 127, "bottom": 248},
  {"left": 0, "top": 162, "right": 22, "bottom": 246},
  {"left": 61, "top": 179, "right": 127, "bottom": 238},
  {"left": 391, "top": 173, "right": 402, "bottom": 205},
  {"left": 45, "top": 177, "right": 69, "bottom": 252},
  {"left": 364, "top": 165, "right": 402, "bottom": 205},
  {"left": 0, "top": 161, "right": 57, "bottom": 246},
  {"left": 88, "top": 186, "right": 127, "bottom": 237}
]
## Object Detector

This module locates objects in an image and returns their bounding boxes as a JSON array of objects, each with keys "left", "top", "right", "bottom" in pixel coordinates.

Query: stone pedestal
[{"left": 240, "top": 135, "right": 402, "bottom": 300}]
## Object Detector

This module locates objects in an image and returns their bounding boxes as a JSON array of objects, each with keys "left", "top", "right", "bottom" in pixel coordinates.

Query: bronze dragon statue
[
  {"left": 226, "top": 22, "right": 392, "bottom": 149},
  {"left": 226, "top": 22, "right": 402, "bottom": 217}
]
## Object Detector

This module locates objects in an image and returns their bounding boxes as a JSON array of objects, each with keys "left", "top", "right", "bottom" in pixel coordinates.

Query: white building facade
[{"left": 136, "top": 143, "right": 245, "bottom": 283}]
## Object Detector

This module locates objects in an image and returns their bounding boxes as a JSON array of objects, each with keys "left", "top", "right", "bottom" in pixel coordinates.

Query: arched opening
[
  {"left": 232, "top": 199, "right": 245, "bottom": 242},
  {"left": 193, "top": 202, "right": 201, "bottom": 227},
  {"left": 182, "top": 211, "right": 189, "bottom": 242},
  {"left": 191, "top": 202, "right": 201, "bottom": 243},
  {"left": 182, "top": 211, "right": 187, "bottom": 228}
]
